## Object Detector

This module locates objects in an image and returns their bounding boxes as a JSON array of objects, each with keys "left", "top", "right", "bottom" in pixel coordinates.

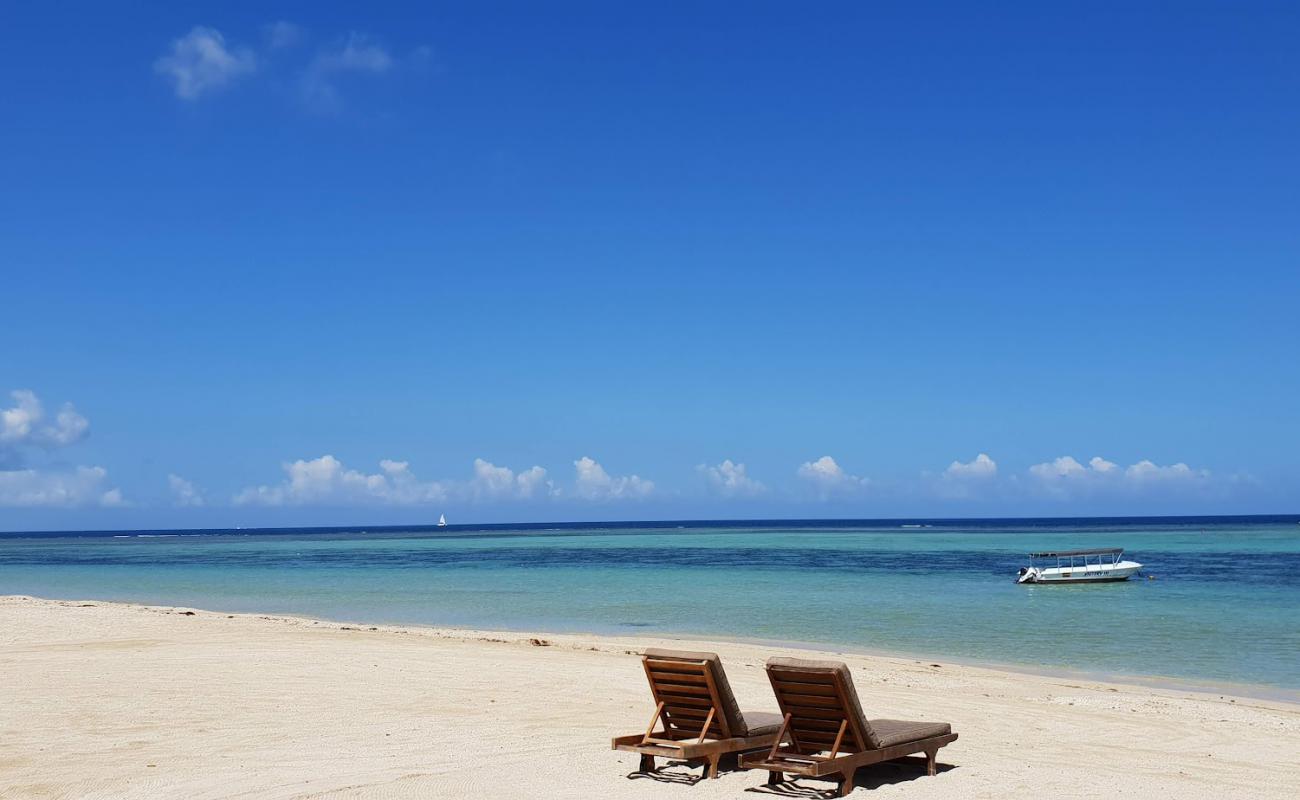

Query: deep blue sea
[{"left": 2, "top": 516, "right": 1298, "bottom": 694}]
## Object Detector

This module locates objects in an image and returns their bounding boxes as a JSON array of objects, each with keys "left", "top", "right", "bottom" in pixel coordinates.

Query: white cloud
[
  {"left": 1027, "top": 454, "right": 1209, "bottom": 497},
  {"left": 515, "top": 465, "right": 553, "bottom": 497},
  {"left": 233, "top": 455, "right": 560, "bottom": 506},
  {"left": 168, "top": 474, "right": 204, "bottom": 507},
  {"left": 573, "top": 456, "right": 654, "bottom": 500},
  {"left": 0, "top": 390, "right": 115, "bottom": 507},
  {"left": 1, "top": 389, "right": 89, "bottom": 450},
  {"left": 470, "top": 458, "right": 556, "bottom": 499},
  {"left": 234, "top": 454, "right": 450, "bottom": 506},
  {"left": 1125, "top": 459, "right": 1206, "bottom": 482},
  {"left": 1089, "top": 456, "right": 1118, "bottom": 473},
  {"left": 697, "top": 460, "right": 765, "bottom": 497},
  {"left": 154, "top": 26, "right": 256, "bottom": 100},
  {"left": 797, "top": 456, "right": 869, "bottom": 498},
  {"left": 1028, "top": 455, "right": 1089, "bottom": 480},
  {"left": 0, "top": 466, "right": 123, "bottom": 508},
  {"left": 944, "top": 453, "right": 997, "bottom": 479},
  {"left": 798, "top": 456, "right": 844, "bottom": 483},
  {"left": 301, "top": 32, "right": 394, "bottom": 109}
]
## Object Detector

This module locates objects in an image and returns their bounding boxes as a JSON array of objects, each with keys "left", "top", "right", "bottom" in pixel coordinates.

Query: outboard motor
[{"left": 1016, "top": 566, "right": 1040, "bottom": 584}]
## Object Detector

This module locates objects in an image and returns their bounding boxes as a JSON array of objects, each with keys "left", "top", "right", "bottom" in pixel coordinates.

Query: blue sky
[{"left": 3, "top": 2, "right": 1298, "bottom": 530}]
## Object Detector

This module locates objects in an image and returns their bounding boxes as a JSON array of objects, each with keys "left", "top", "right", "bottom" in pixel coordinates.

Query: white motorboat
[{"left": 1016, "top": 548, "right": 1142, "bottom": 584}]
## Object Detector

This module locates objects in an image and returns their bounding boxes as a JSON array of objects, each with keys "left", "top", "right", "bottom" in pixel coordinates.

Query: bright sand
[{"left": 2, "top": 595, "right": 1297, "bottom": 799}]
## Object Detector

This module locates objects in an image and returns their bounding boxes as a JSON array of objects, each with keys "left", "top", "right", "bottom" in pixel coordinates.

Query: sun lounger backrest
[
  {"left": 642, "top": 648, "right": 741, "bottom": 739},
  {"left": 765, "top": 657, "right": 883, "bottom": 753}
]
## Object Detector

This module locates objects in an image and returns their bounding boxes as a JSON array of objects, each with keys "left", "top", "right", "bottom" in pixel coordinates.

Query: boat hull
[{"left": 1019, "top": 561, "right": 1142, "bottom": 584}]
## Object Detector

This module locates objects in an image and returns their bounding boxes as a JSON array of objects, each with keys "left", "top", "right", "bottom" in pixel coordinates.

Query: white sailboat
[{"left": 437, "top": 513, "right": 447, "bottom": 527}]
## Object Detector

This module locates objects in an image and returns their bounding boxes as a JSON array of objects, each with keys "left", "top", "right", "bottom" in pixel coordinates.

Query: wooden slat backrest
[
  {"left": 766, "top": 664, "right": 872, "bottom": 755},
  {"left": 642, "top": 657, "right": 732, "bottom": 741}
]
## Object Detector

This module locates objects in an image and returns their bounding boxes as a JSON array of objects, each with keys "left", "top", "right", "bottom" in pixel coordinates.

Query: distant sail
[{"left": 438, "top": 513, "right": 447, "bottom": 527}]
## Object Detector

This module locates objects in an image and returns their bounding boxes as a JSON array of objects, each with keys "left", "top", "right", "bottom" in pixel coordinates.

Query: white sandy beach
[{"left": 1, "top": 595, "right": 1297, "bottom": 800}]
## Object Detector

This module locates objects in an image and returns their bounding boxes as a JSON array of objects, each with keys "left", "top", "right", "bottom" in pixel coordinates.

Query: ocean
[{"left": 2, "top": 516, "right": 1298, "bottom": 695}]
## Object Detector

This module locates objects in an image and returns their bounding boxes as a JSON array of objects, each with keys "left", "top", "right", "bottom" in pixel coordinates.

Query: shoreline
[
  {"left": 4, "top": 594, "right": 1298, "bottom": 799},
  {"left": 6, "top": 591, "right": 1300, "bottom": 711},
  {"left": 7, "top": 592, "right": 1296, "bottom": 706},
  {"left": 661, "top": 629, "right": 1300, "bottom": 707}
]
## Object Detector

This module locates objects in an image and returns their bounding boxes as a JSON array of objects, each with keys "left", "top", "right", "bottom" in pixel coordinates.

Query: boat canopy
[{"left": 1029, "top": 547, "right": 1123, "bottom": 558}]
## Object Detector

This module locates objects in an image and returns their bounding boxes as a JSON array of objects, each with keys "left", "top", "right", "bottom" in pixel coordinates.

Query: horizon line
[{"left": 3, "top": 511, "right": 1298, "bottom": 537}]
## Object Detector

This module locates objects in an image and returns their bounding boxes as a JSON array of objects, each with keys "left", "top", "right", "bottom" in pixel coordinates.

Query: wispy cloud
[
  {"left": 154, "top": 26, "right": 256, "bottom": 100},
  {"left": 263, "top": 20, "right": 303, "bottom": 50},
  {"left": 168, "top": 474, "right": 205, "bottom": 507},
  {"left": 300, "top": 32, "right": 394, "bottom": 111},
  {"left": 155, "top": 23, "right": 423, "bottom": 111}
]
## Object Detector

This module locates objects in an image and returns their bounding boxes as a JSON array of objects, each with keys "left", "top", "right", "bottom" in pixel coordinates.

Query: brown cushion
[
  {"left": 869, "top": 719, "right": 952, "bottom": 748},
  {"left": 765, "top": 657, "right": 884, "bottom": 749},
  {"left": 741, "top": 711, "right": 786, "bottom": 736},
  {"left": 643, "top": 647, "right": 750, "bottom": 737}
]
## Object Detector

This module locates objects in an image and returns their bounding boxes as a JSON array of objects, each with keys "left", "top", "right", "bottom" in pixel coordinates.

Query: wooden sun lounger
[
  {"left": 611, "top": 648, "right": 784, "bottom": 779},
  {"left": 738, "top": 657, "right": 957, "bottom": 796}
]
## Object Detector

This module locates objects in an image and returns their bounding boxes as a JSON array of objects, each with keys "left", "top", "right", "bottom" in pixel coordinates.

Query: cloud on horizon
[
  {"left": 0, "top": 466, "right": 124, "bottom": 508},
  {"left": 233, "top": 455, "right": 573, "bottom": 507},
  {"left": 469, "top": 458, "right": 557, "bottom": 500},
  {"left": 797, "top": 456, "right": 869, "bottom": 498},
  {"left": 1026, "top": 454, "right": 1212, "bottom": 499},
  {"left": 945, "top": 453, "right": 997, "bottom": 480},
  {"left": 233, "top": 455, "right": 449, "bottom": 506},
  {"left": 0, "top": 390, "right": 121, "bottom": 509},
  {"left": 0, "top": 394, "right": 1241, "bottom": 518},
  {"left": 572, "top": 456, "right": 654, "bottom": 501},
  {"left": 697, "top": 459, "right": 766, "bottom": 497},
  {"left": 168, "top": 474, "right": 205, "bottom": 507}
]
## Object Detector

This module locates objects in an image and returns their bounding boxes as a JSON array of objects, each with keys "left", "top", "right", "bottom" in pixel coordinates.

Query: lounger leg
[
  {"left": 839, "top": 769, "right": 856, "bottom": 796},
  {"left": 766, "top": 770, "right": 783, "bottom": 786},
  {"left": 705, "top": 753, "right": 721, "bottom": 779},
  {"left": 639, "top": 754, "right": 655, "bottom": 772},
  {"left": 925, "top": 747, "right": 937, "bottom": 776}
]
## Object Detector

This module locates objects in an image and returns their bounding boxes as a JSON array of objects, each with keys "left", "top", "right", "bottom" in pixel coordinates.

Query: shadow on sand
[
  {"left": 743, "top": 757, "right": 958, "bottom": 798},
  {"left": 628, "top": 755, "right": 956, "bottom": 796}
]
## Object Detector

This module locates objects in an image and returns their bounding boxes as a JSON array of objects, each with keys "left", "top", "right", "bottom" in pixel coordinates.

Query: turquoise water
[{"left": 2, "top": 519, "right": 1298, "bottom": 693}]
